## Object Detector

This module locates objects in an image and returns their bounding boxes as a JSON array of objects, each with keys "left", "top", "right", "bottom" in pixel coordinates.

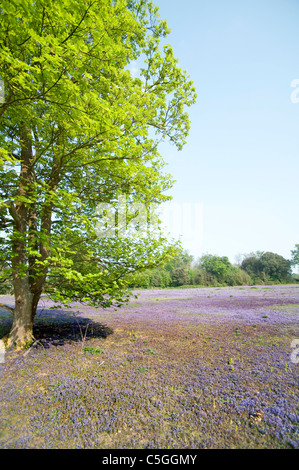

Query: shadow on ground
[{"left": 0, "top": 307, "right": 113, "bottom": 349}]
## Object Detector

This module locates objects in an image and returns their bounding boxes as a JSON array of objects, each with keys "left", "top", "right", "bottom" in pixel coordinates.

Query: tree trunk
[
  {"left": 5, "top": 126, "right": 60, "bottom": 350},
  {"left": 32, "top": 289, "right": 42, "bottom": 318},
  {"left": 6, "top": 278, "right": 35, "bottom": 349},
  {"left": 5, "top": 126, "right": 36, "bottom": 350}
]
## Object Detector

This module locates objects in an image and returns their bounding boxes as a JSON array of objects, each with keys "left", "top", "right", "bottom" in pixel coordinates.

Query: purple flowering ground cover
[{"left": 0, "top": 284, "right": 298, "bottom": 449}]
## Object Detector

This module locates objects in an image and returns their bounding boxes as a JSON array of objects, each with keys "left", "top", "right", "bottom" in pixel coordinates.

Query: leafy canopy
[
  {"left": 200, "top": 254, "right": 232, "bottom": 282},
  {"left": 0, "top": 0, "right": 196, "bottom": 308},
  {"left": 241, "top": 251, "right": 292, "bottom": 282}
]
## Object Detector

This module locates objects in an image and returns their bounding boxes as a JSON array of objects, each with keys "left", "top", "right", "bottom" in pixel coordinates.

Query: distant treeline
[
  {"left": 127, "top": 247, "right": 299, "bottom": 289},
  {"left": 1, "top": 246, "right": 298, "bottom": 294}
]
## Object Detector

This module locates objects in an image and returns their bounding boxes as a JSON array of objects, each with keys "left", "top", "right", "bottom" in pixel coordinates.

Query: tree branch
[
  {"left": 6, "top": 200, "right": 22, "bottom": 227},
  {"left": 60, "top": 1, "right": 96, "bottom": 45},
  {"left": 0, "top": 303, "right": 14, "bottom": 314}
]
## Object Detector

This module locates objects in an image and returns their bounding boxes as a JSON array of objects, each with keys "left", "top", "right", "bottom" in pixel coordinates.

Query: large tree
[
  {"left": 259, "top": 252, "right": 292, "bottom": 282},
  {"left": 0, "top": 0, "right": 196, "bottom": 348},
  {"left": 241, "top": 251, "right": 292, "bottom": 282},
  {"left": 240, "top": 256, "right": 263, "bottom": 279},
  {"left": 200, "top": 254, "right": 232, "bottom": 283}
]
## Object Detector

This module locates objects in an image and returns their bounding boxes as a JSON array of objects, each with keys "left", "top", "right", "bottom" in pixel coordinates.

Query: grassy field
[{"left": 0, "top": 285, "right": 298, "bottom": 449}]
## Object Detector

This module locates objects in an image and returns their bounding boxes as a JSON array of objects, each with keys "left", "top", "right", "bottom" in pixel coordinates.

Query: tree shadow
[{"left": 0, "top": 305, "right": 113, "bottom": 349}]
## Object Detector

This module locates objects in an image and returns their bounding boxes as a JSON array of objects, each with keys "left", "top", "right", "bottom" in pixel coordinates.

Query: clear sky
[{"left": 151, "top": 0, "right": 299, "bottom": 265}]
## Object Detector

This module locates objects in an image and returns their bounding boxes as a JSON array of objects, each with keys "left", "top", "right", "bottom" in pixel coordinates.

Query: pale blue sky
[{"left": 153, "top": 0, "right": 299, "bottom": 264}]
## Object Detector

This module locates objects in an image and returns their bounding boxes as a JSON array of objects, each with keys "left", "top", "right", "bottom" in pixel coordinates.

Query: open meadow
[{"left": 0, "top": 284, "right": 298, "bottom": 449}]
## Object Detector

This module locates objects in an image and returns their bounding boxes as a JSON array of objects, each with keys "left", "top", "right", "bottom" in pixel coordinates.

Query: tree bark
[
  {"left": 6, "top": 126, "right": 36, "bottom": 349},
  {"left": 6, "top": 277, "right": 34, "bottom": 349},
  {"left": 6, "top": 127, "right": 62, "bottom": 349}
]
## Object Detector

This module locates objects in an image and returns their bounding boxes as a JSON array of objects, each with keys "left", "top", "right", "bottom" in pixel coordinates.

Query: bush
[
  {"left": 225, "top": 267, "right": 253, "bottom": 286},
  {"left": 241, "top": 252, "right": 292, "bottom": 283},
  {"left": 171, "top": 267, "right": 191, "bottom": 286}
]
